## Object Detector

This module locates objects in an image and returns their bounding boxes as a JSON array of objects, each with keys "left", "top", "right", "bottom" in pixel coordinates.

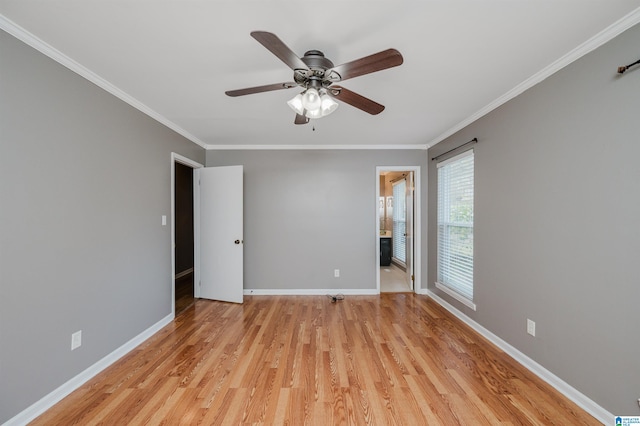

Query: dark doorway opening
[{"left": 175, "top": 161, "right": 195, "bottom": 314}]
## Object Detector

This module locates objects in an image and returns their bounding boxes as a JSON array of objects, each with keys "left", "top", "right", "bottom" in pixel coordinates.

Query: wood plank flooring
[
  {"left": 175, "top": 273, "right": 195, "bottom": 316},
  {"left": 30, "top": 294, "right": 600, "bottom": 425}
]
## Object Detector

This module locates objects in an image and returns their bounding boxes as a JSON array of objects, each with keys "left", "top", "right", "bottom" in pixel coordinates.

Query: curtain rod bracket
[{"left": 431, "top": 138, "right": 478, "bottom": 161}]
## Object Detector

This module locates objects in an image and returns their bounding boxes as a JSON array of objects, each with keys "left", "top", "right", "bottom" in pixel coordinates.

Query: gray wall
[
  {"left": 0, "top": 30, "right": 205, "bottom": 422},
  {"left": 206, "top": 150, "right": 427, "bottom": 291},
  {"left": 428, "top": 23, "right": 640, "bottom": 415}
]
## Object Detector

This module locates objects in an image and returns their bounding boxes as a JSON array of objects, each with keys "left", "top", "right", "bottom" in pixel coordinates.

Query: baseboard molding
[
  {"left": 174, "top": 267, "right": 193, "bottom": 280},
  {"left": 426, "top": 290, "right": 612, "bottom": 424},
  {"left": 5, "top": 293, "right": 611, "bottom": 424},
  {"left": 4, "top": 313, "right": 174, "bottom": 426},
  {"left": 244, "top": 288, "right": 379, "bottom": 296}
]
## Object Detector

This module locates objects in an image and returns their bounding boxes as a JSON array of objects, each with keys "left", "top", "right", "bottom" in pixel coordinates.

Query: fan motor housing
[
  {"left": 294, "top": 50, "right": 337, "bottom": 87},
  {"left": 301, "top": 50, "right": 334, "bottom": 70}
]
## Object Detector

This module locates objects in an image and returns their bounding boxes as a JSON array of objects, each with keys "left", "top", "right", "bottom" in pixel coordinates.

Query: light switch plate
[{"left": 71, "top": 330, "right": 82, "bottom": 350}]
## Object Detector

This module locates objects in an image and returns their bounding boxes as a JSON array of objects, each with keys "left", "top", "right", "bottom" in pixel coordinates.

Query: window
[
  {"left": 436, "top": 150, "right": 475, "bottom": 309},
  {"left": 392, "top": 179, "right": 406, "bottom": 264}
]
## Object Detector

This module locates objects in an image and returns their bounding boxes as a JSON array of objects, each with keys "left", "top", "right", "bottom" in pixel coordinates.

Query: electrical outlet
[
  {"left": 334, "top": 269, "right": 340, "bottom": 278},
  {"left": 527, "top": 319, "right": 536, "bottom": 337},
  {"left": 71, "top": 330, "right": 82, "bottom": 350}
]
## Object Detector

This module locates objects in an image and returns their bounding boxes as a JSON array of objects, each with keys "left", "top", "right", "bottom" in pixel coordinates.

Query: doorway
[
  {"left": 171, "top": 153, "right": 203, "bottom": 317},
  {"left": 376, "top": 166, "right": 420, "bottom": 293},
  {"left": 174, "top": 161, "right": 195, "bottom": 314}
]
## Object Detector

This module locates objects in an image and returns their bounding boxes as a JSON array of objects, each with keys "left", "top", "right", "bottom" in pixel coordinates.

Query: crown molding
[
  {"left": 5, "top": 5, "right": 638, "bottom": 153},
  {"left": 0, "top": 14, "right": 209, "bottom": 149},
  {"left": 0, "top": 14, "right": 427, "bottom": 153},
  {"left": 206, "top": 144, "right": 429, "bottom": 150},
  {"left": 428, "top": 6, "right": 640, "bottom": 148}
]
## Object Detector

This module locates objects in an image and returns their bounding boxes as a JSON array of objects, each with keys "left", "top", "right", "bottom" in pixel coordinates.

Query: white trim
[
  {"left": 435, "top": 282, "right": 477, "bottom": 310},
  {"left": 170, "top": 153, "right": 204, "bottom": 315},
  {"left": 206, "top": 144, "right": 429, "bottom": 150},
  {"left": 244, "top": 289, "right": 379, "bottom": 296},
  {"left": 428, "top": 7, "right": 640, "bottom": 148},
  {"left": 4, "top": 6, "right": 639, "bottom": 153},
  {"left": 376, "top": 166, "right": 421, "bottom": 294},
  {"left": 172, "top": 153, "right": 204, "bottom": 169},
  {"left": 0, "top": 17, "right": 426, "bottom": 153},
  {"left": 0, "top": 15, "right": 208, "bottom": 150},
  {"left": 427, "top": 290, "right": 613, "bottom": 424},
  {"left": 3, "top": 314, "right": 173, "bottom": 426}
]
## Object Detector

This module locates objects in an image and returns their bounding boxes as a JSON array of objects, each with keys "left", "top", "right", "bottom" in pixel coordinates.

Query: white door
[
  {"left": 405, "top": 172, "right": 414, "bottom": 290},
  {"left": 198, "top": 165, "right": 243, "bottom": 303}
]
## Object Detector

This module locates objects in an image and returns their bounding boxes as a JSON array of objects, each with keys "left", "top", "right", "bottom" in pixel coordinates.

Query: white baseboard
[
  {"left": 6, "top": 293, "right": 610, "bottom": 424},
  {"left": 427, "top": 290, "right": 612, "bottom": 424},
  {"left": 4, "top": 313, "right": 174, "bottom": 426},
  {"left": 244, "top": 288, "right": 379, "bottom": 296}
]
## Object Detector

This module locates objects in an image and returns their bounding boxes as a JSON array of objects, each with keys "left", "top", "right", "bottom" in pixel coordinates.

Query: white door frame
[
  {"left": 376, "top": 166, "right": 421, "bottom": 294},
  {"left": 171, "top": 152, "right": 203, "bottom": 317}
]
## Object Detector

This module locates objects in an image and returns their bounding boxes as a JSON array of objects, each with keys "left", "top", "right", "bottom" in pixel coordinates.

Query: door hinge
[{"left": 411, "top": 274, "right": 415, "bottom": 281}]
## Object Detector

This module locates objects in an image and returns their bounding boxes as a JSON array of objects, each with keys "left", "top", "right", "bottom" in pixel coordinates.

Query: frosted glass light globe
[
  {"left": 320, "top": 93, "right": 338, "bottom": 116},
  {"left": 301, "top": 88, "right": 321, "bottom": 111},
  {"left": 287, "top": 94, "right": 304, "bottom": 115},
  {"left": 305, "top": 107, "right": 322, "bottom": 119}
]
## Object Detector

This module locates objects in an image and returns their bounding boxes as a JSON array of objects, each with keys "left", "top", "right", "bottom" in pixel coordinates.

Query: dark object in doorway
[{"left": 380, "top": 237, "right": 392, "bottom": 266}]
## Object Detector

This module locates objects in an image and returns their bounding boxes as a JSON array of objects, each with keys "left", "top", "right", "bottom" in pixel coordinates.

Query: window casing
[{"left": 436, "top": 150, "right": 475, "bottom": 309}]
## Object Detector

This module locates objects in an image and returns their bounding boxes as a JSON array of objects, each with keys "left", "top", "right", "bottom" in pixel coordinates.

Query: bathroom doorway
[{"left": 376, "top": 166, "right": 420, "bottom": 293}]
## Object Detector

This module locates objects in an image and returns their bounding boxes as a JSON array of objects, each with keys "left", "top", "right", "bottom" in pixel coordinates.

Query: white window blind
[
  {"left": 392, "top": 179, "right": 406, "bottom": 263},
  {"left": 437, "top": 150, "right": 474, "bottom": 304}
]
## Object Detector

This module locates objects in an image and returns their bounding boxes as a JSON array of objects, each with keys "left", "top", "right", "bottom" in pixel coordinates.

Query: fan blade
[
  {"left": 328, "top": 86, "right": 385, "bottom": 115},
  {"left": 225, "top": 82, "right": 297, "bottom": 97},
  {"left": 328, "top": 49, "right": 403, "bottom": 82},
  {"left": 294, "top": 114, "right": 309, "bottom": 125},
  {"left": 251, "top": 31, "right": 309, "bottom": 71}
]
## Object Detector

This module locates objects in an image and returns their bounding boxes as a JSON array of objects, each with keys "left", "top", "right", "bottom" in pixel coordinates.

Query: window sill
[{"left": 435, "top": 282, "right": 477, "bottom": 311}]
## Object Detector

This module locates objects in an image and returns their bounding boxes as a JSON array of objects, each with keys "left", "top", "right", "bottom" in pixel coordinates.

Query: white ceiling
[{"left": 1, "top": 1, "right": 640, "bottom": 149}]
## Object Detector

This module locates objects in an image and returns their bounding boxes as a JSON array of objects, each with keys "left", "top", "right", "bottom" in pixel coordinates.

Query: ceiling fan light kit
[
  {"left": 287, "top": 88, "right": 339, "bottom": 119},
  {"left": 302, "top": 87, "right": 321, "bottom": 110},
  {"left": 320, "top": 92, "right": 339, "bottom": 115},
  {"left": 287, "top": 93, "right": 304, "bottom": 115},
  {"left": 225, "top": 31, "right": 403, "bottom": 125}
]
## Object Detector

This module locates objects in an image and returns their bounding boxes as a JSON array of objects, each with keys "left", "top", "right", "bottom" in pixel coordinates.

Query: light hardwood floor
[{"left": 31, "top": 294, "right": 599, "bottom": 425}]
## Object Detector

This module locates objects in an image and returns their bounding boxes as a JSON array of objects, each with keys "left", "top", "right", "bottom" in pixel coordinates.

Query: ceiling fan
[{"left": 225, "top": 31, "right": 404, "bottom": 124}]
